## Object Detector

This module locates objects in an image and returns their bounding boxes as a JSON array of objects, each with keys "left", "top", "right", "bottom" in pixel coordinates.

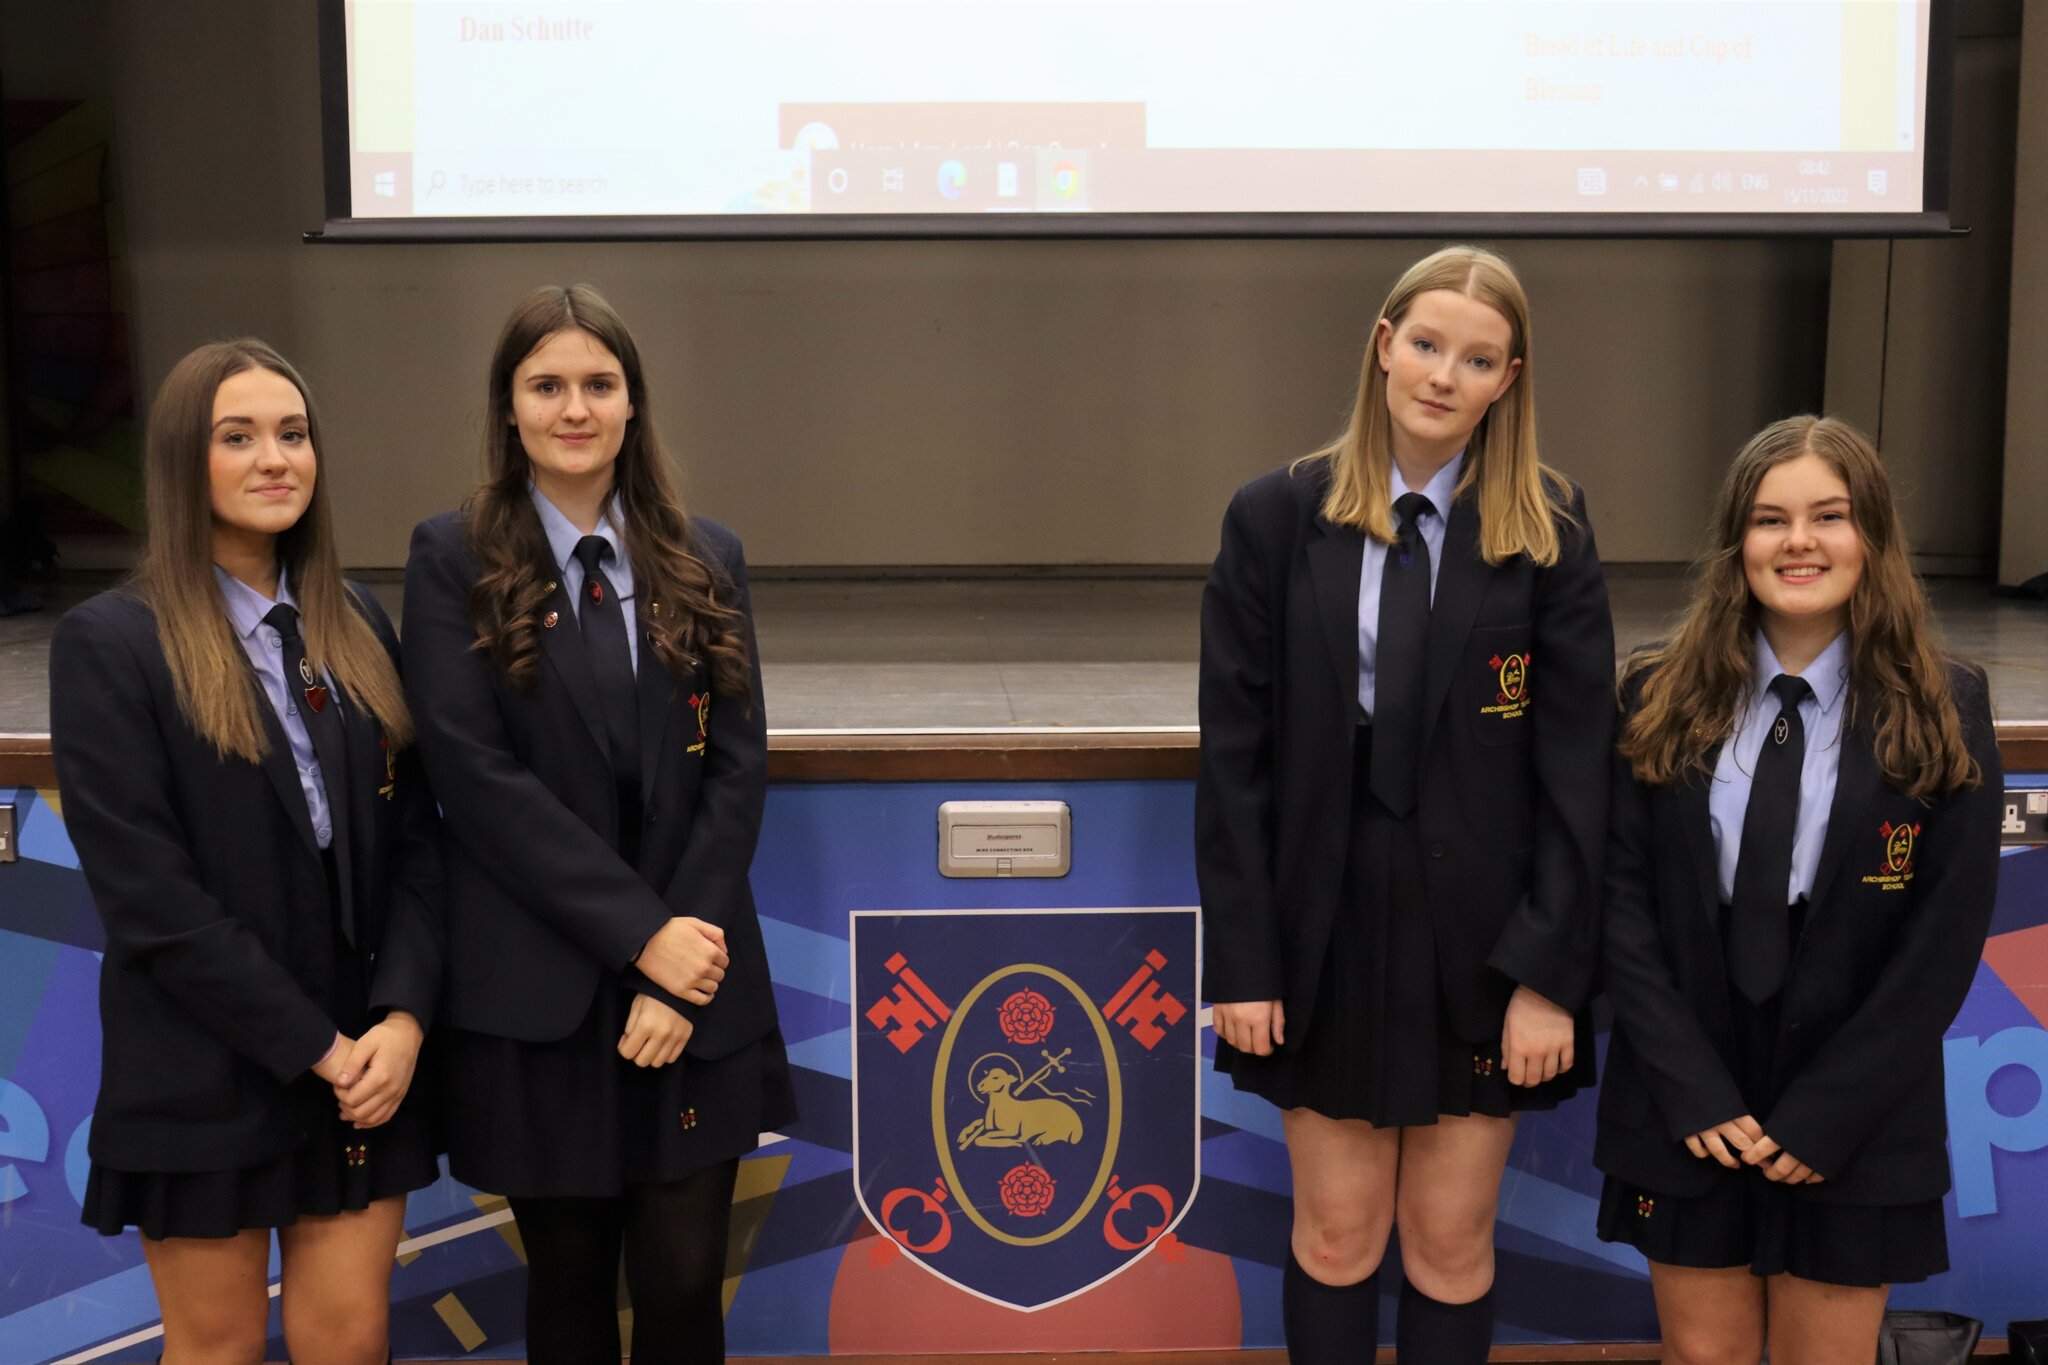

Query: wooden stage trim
[{"left": 5, "top": 724, "right": 2047, "bottom": 789}]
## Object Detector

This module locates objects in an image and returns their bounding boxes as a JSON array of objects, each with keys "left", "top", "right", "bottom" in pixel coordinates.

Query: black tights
[{"left": 510, "top": 1159, "right": 741, "bottom": 1365}]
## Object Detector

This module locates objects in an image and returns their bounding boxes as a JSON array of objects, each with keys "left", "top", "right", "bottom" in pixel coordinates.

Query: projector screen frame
[{"left": 313, "top": 0, "right": 1957, "bottom": 244}]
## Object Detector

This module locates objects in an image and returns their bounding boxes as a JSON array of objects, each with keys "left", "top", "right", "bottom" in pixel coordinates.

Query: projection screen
[{"left": 315, "top": 0, "right": 1953, "bottom": 241}]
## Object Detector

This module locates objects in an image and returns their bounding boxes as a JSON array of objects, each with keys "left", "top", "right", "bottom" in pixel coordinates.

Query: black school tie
[
  {"left": 1728, "top": 673, "right": 1813, "bottom": 1003},
  {"left": 263, "top": 602, "right": 354, "bottom": 944},
  {"left": 1368, "top": 491, "right": 1434, "bottom": 817},
  {"left": 572, "top": 535, "right": 642, "bottom": 793}
]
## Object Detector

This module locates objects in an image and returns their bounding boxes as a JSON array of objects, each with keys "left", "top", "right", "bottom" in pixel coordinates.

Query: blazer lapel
[
  {"left": 1418, "top": 495, "right": 1487, "bottom": 756},
  {"left": 1674, "top": 757, "right": 1736, "bottom": 1029},
  {"left": 1678, "top": 757, "right": 1723, "bottom": 930},
  {"left": 1807, "top": 727, "right": 1880, "bottom": 914},
  {"left": 635, "top": 625, "right": 676, "bottom": 806},
  {"left": 1305, "top": 514, "right": 1366, "bottom": 713},
  {"left": 537, "top": 577, "right": 610, "bottom": 761},
  {"left": 251, "top": 690, "right": 320, "bottom": 854}
]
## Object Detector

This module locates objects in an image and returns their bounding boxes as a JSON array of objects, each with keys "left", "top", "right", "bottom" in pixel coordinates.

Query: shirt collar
[
  {"left": 530, "top": 482, "right": 627, "bottom": 576},
  {"left": 1390, "top": 448, "right": 1465, "bottom": 520},
  {"left": 213, "top": 564, "right": 297, "bottom": 641},
  {"left": 1752, "top": 628, "right": 1851, "bottom": 716}
]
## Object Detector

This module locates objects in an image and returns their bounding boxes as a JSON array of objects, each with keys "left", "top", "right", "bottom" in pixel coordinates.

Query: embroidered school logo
[
  {"left": 1861, "top": 819, "right": 1922, "bottom": 890},
  {"left": 1482, "top": 651, "right": 1532, "bottom": 720},
  {"left": 687, "top": 692, "right": 710, "bottom": 754},
  {"left": 851, "top": 909, "right": 1200, "bottom": 1310}
]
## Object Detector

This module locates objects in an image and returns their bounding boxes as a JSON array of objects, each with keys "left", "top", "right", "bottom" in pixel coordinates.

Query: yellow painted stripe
[
  {"left": 733, "top": 1153, "right": 791, "bottom": 1203},
  {"left": 432, "top": 1293, "right": 488, "bottom": 1353}
]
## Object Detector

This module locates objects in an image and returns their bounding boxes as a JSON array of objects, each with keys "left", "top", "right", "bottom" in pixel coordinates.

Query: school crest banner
[{"left": 851, "top": 908, "right": 1201, "bottom": 1310}]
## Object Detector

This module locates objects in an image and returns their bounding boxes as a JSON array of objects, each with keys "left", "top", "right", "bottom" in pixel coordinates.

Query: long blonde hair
[
  {"left": 135, "top": 340, "right": 413, "bottom": 763},
  {"left": 1301, "top": 245, "right": 1570, "bottom": 565},
  {"left": 1620, "top": 415, "right": 1976, "bottom": 799}
]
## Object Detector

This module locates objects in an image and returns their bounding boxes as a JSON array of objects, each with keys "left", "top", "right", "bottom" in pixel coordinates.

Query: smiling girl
[
  {"left": 402, "top": 285, "right": 792, "bottom": 1365},
  {"left": 50, "top": 340, "right": 442, "bottom": 1365},
  {"left": 1597, "top": 416, "right": 2001, "bottom": 1365},
  {"left": 1198, "top": 246, "right": 1615, "bottom": 1361}
]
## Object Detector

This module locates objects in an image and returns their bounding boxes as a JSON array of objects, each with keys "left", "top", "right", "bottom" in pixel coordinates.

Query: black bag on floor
[
  {"left": 1874, "top": 1310, "right": 1981, "bottom": 1365},
  {"left": 2010, "top": 1317, "right": 2048, "bottom": 1365}
]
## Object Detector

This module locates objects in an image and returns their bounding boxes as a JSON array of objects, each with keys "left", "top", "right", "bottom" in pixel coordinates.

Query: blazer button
[
  {"left": 1428, "top": 842, "right": 1447, "bottom": 859},
  {"left": 645, "top": 804, "right": 658, "bottom": 824}
]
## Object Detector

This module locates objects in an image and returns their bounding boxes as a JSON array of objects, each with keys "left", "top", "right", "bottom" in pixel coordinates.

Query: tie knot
[
  {"left": 572, "top": 535, "right": 612, "bottom": 575},
  {"left": 1393, "top": 492, "right": 1433, "bottom": 532},
  {"left": 1767, "top": 673, "right": 1812, "bottom": 710},
  {"left": 261, "top": 602, "right": 301, "bottom": 643}
]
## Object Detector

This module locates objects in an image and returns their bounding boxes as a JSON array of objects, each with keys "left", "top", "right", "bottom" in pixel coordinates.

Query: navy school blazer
[
  {"left": 49, "top": 586, "right": 443, "bottom": 1173},
  {"left": 401, "top": 510, "right": 777, "bottom": 1060},
  {"left": 1595, "top": 661, "right": 2002, "bottom": 1204},
  {"left": 1196, "top": 460, "right": 1616, "bottom": 1043}
]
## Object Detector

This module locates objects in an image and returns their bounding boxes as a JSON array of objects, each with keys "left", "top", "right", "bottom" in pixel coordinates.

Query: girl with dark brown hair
[
  {"left": 403, "top": 284, "right": 793, "bottom": 1364},
  {"left": 1596, "top": 416, "right": 2001, "bottom": 1365},
  {"left": 50, "top": 339, "right": 442, "bottom": 1365}
]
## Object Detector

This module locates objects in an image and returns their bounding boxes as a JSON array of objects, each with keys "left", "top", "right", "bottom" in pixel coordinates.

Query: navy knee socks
[
  {"left": 1283, "top": 1251, "right": 1381, "bottom": 1363},
  {"left": 1395, "top": 1279, "right": 1494, "bottom": 1363}
]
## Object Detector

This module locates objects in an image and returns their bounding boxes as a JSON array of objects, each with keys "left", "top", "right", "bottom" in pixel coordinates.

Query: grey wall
[
  {"left": 1826, "top": 3, "right": 2022, "bottom": 576},
  {"left": 2, "top": 1, "right": 2017, "bottom": 571},
  {"left": 2003, "top": 0, "right": 2048, "bottom": 588}
]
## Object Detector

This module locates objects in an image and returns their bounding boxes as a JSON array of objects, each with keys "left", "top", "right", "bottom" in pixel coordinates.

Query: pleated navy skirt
[
  {"left": 1597, "top": 900, "right": 1947, "bottom": 1286},
  {"left": 1217, "top": 725, "right": 1594, "bottom": 1127},
  {"left": 83, "top": 851, "right": 440, "bottom": 1240},
  {"left": 441, "top": 976, "right": 798, "bottom": 1200}
]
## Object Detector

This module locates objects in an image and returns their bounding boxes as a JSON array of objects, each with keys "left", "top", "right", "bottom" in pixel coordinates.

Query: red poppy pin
[{"left": 686, "top": 692, "right": 710, "bottom": 754}]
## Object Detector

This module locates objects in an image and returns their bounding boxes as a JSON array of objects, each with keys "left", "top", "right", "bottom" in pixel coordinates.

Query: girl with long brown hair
[
  {"left": 50, "top": 339, "right": 443, "bottom": 1364},
  {"left": 1198, "top": 245, "right": 1616, "bottom": 1361},
  {"left": 402, "top": 284, "right": 793, "bottom": 1364},
  {"left": 1596, "top": 416, "right": 2001, "bottom": 1364}
]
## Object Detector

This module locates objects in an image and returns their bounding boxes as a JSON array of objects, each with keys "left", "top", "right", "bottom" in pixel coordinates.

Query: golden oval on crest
[{"left": 930, "top": 963, "right": 1123, "bottom": 1248}]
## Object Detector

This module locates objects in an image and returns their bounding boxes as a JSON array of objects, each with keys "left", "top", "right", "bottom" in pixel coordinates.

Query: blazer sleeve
[
  {"left": 652, "top": 524, "right": 769, "bottom": 1026},
  {"left": 49, "top": 604, "right": 337, "bottom": 1082},
  {"left": 353, "top": 589, "right": 446, "bottom": 1032},
  {"left": 402, "top": 517, "right": 674, "bottom": 969},
  {"left": 1600, "top": 685, "right": 1750, "bottom": 1140},
  {"left": 1196, "top": 484, "right": 1286, "bottom": 1004},
  {"left": 1485, "top": 486, "right": 1615, "bottom": 1013},
  {"left": 1762, "top": 673, "right": 2003, "bottom": 1179}
]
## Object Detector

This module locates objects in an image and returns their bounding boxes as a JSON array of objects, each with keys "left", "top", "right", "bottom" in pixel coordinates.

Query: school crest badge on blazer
[
  {"left": 850, "top": 908, "right": 1200, "bottom": 1309},
  {"left": 1862, "top": 819, "right": 1922, "bottom": 890},
  {"left": 1483, "top": 650, "right": 1532, "bottom": 720}
]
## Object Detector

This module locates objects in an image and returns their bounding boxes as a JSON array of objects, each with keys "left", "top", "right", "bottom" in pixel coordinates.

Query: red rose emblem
[
  {"left": 997, "top": 988, "right": 1056, "bottom": 1045},
  {"left": 998, "top": 1163, "right": 1057, "bottom": 1218}
]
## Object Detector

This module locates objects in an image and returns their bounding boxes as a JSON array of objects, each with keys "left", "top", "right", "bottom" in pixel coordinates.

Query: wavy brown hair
[
  {"left": 464, "top": 284, "right": 750, "bottom": 702},
  {"left": 1620, "top": 415, "right": 1977, "bottom": 799},
  {"left": 136, "top": 340, "right": 412, "bottom": 762},
  {"left": 1297, "top": 244, "right": 1573, "bottom": 565}
]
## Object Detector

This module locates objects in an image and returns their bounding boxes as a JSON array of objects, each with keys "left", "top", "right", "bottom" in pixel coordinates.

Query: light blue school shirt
[
  {"left": 1709, "top": 630, "right": 1851, "bottom": 904},
  {"left": 1358, "top": 450, "right": 1464, "bottom": 718},
  {"left": 214, "top": 566, "right": 334, "bottom": 848},
  {"left": 532, "top": 485, "right": 639, "bottom": 672}
]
